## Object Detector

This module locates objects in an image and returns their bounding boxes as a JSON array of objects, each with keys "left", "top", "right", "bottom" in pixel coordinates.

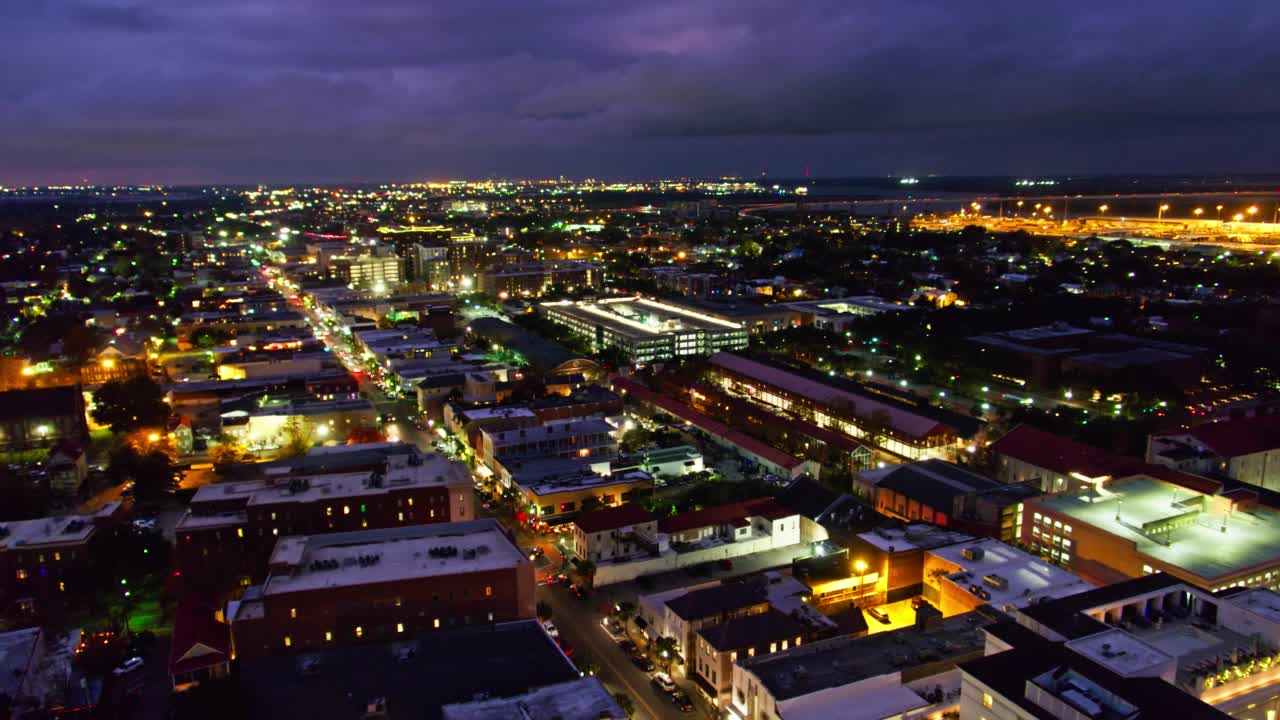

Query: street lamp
[
  {"left": 1216, "top": 205, "right": 1224, "bottom": 221},
  {"left": 1193, "top": 207, "right": 1204, "bottom": 218},
  {"left": 1098, "top": 204, "right": 1109, "bottom": 215},
  {"left": 1248, "top": 206, "right": 1259, "bottom": 219},
  {"left": 1233, "top": 213, "right": 1245, "bottom": 222},
  {"left": 1158, "top": 204, "right": 1170, "bottom": 221},
  {"left": 854, "top": 559, "right": 868, "bottom": 607}
]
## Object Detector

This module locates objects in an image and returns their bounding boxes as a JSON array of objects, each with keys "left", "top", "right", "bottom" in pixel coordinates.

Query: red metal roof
[
  {"left": 572, "top": 503, "right": 654, "bottom": 534},
  {"left": 612, "top": 378, "right": 805, "bottom": 471},
  {"left": 991, "top": 424, "right": 1223, "bottom": 496},
  {"left": 658, "top": 497, "right": 793, "bottom": 534},
  {"left": 1181, "top": 415, "right": 1280, "bottom": 459}
]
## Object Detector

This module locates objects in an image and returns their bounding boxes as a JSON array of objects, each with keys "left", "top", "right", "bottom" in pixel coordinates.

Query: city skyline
[{"left": 4, "top": 0, "right": 1280, "bottom": 184}]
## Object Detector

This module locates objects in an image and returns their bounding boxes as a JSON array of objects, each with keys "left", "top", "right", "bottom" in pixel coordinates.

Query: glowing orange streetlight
[
  {"left": 1216, "top": 205, "right": 1225, "bottom": 221},
  {"left": 1193, "top": 207, "right": 1204, "bottom": 217},
  {"left": 1158, "top": 204, "right": 1170, "bottom": 221},
  {"left": 1099, "top": 204, "right": 1109, "bottom": 214}
]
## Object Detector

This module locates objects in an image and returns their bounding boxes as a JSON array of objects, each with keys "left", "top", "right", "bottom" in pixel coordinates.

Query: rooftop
[
  {"left": 541, "top": 296, "right": 745, "bottom": 337},
  {"left": 258, "top": 519, "right": 525, "bottom": 597},
  {"left": 441, "top": 677, "right": 624, "bottom": 720},
  {"left": 1065, "top": 628, "right": 1174, "bottom": 677},
  {"left": 0, "top": 504, "right": 118, "bottom": 550},
  {"left": 929, "top": 537, "right": 1094, "bottom": 609},
  {"left": 857, "top": 524, "right": 973, "bottom": 554},
  {"left": 665, "top": 582, "right": 767, "bottom": 621},
  {"left": 865, "top": 459, "right": 1003, "bottom": 510},
  {"left": 1033, "top": 475, "right": 1280, "bottom": 581},
  {"left": 573, "top": 503, "right": 656, "bottom": 534},
  {"left": 740, "top": 606, "right": 1006, "bottom": 701},
  {"left": 522, "top": 469, "right": 652, "bottom": 499},
  {"left": 239, "top": 620, "right": 579, "bottom": 720},
  {"left": 697, "top": 608, "right": 810, "bottom": 652},
  {"left": 658, "top": 497, "right": 794, "bottom": 535}
]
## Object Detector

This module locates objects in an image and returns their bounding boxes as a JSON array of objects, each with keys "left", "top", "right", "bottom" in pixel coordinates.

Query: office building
[
  {"left": 855, "top": 459, "right": 1040, "bottom": 540},
  {"left": 478, "top": 261, "right": 599, "bottom": 298},
  {"left": 230, "top": 519, "right": 535, "bottom": 658},
  {"left": 1022, "top": 473, "right": 1280, "bottom": 591},
  {"left": 540, "top": 297, "right": 749, "bottom": 363}
]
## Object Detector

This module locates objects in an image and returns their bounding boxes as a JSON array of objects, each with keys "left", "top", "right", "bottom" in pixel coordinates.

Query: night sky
[{"left": 3, "top": 0, "right": 1280, "bottom": 184}]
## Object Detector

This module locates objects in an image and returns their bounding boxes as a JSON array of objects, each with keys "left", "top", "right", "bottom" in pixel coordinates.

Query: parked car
[
  {"left": 651, "top": 672, "right": 676, "bottom": 693},
  {"left": 617, "top": 639, "right": 637, "bottom": 654},
  {"left": 541, "top": 621, "right": 560, "bottom": 639},
  {"left": 670, "top": 690, "right": 695, "bottom": 713},
  {"left": 630, "top": 654, "right": 655, "bottom": 672},
  {"left": 866, "top": 607, "right": 892, "bottom": 625},
  {"left": 113, "top": 657, "right": 144, "bottom": 676},
  {"left": 601, "top": 617, "right": 624, "bottom": 641}
]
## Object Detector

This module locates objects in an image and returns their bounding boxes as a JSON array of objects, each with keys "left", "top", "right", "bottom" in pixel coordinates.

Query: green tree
[
  {"left": 652, "top": 636, "right": 682, "bottom": 671},
  {"left": 109, "top": 445, "right": 179, "bottom": 506},
  {"left": 91, "top": 377, "right": 170, "bottom": 433},
  {"left": 536, "top": 601, "right": 553, "bottom": 621},
  {"left": 209, "top": 442, "right": 254, "bottom": 466},
  {"left": 279, "top": 417, "right": 313, "bottom": 457}
]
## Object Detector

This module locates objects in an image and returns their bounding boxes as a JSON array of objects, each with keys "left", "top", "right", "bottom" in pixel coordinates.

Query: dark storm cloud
[{"left": 2, "top": 0, "right": 1279, "bottom": 183}]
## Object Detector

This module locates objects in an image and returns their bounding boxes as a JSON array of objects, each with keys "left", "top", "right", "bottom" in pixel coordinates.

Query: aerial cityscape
[{"left": 4, "top": 3, "right": 1280, "bottom": 720}]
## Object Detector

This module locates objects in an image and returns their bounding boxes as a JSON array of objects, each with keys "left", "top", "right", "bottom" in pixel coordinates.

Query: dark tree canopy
[{"left": 91, "top": 377, "right": 170, "bottom": 432}]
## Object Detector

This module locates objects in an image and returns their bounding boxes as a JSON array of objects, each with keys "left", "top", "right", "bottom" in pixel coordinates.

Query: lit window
[
  {"left": 983, "top": 692, "right": 993, "bottom": 709},
  {"left": 355, "top": 626, "right": 363, "bottom": 638},
  {"left": 324, "top": 631, "right": 333, "bottom": 642},
  {"left": 58, "top": 581, "right": 65, "bottom": 591},
  {"left": 326, "top": 506, "right": 333, "bottom": 517},
  {"left": 290, "top": 608, "right": 297, "bottom": 619},
  {"left": 53, "top": 552, "right": 60, "bottom": 561},
  {"left": 485, "top": 586, "right": 493, "bottom": 597},
  {"left": 396, "top": 623, "right": 405, "bottom": 634},
  {"left": 433, "top": 618, "right": 441, "bottom": 629},
  {"left": 343, "top": 505, "right": 351, "bottom": 515},
  {"left": 398, "top": 512, "right": 404, "bottom": 522},
  {"left": 236, "top": 528, "right": 244, "bottom": 538},
  {"left": 408, "top": 498, "right": 414, "bottom": 507},
  {"left": 284, "top": 636, "right": 292, "bottom": 648},
  {"left": 15, "top": 569, "right": 26, "bottom": 581},
  {"left": 769, "top": 643, "right": 777, "bottom": 653},
  {"left": 360, "top": 504, "right": 367, "bottom": 513}
]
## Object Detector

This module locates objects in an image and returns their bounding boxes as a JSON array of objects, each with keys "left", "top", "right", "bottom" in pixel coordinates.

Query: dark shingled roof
[
  {"left": 665, "top": 583, "right": 766, "bottom": 621},
  {"left": 0, "top": 385, "right": 83, "bottom": 421},
  {"left": 697, "top": 609, "right": 809, "bottom": 653},
  {"left": 874, "top": 459, "right": 1003, "bottom": 510},
  {"left": 239, "top": 620, "right": 578, "bottom": 720},
  {"left": 572, "top": 504, "right": 654, "bottom": 534}
]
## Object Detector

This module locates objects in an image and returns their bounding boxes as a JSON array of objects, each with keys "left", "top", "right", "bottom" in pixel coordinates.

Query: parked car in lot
[
  {"left": 651, "top": 672, "right": 676, "bottom": 693},
  {"left": 865, "top": 607, "right": 892, "bottom": 625},
  {"left": 541, "top": 621, "right": 560, "bottom": 639}
]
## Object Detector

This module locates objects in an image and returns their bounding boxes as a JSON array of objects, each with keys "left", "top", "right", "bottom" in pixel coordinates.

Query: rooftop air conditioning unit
[{"left": 962, "top": 546, "right": 985, "bottom": 561}]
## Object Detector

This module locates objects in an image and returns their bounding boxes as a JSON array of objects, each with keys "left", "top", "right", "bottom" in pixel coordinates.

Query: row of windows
[{"left": 282, "top": 613, "right": 498, "bottom": 647}]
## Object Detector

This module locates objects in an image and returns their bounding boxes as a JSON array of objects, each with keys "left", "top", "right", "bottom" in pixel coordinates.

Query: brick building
[
  {"left": 229, "top": 519, "right": 534, "bottom": 658},
  {"left": 175, "top": 448, "right": 473, "bottom": 590},
  {"left": 0, "top": 503, "right": 124, "bottom": 613}
]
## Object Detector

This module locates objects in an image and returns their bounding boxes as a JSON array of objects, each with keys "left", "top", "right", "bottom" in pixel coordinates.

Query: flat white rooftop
[
  {"left": 190, "top": 454, "right": 469, "bottom": 508},
  {"left": 930, "top": 538, "right": 1093, "bottom": 609},
  {"left": 1066, "top": 628, "right": 1173, "bottom": 677},
  {"left": 0, "top": 503, "right": 118, "bottom": 550},
  {"left": 263, "top": 520, "right": 524, "bottom": 596}
]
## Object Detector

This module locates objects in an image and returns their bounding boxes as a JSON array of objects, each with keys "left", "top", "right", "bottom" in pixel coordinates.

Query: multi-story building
[
  {"left": 478, "top": 261, "right": 600, "bottom": 298},
  {"left": 540, "top": 297, "right": 749, "bottom": 363},
  {"left": 729, "top": 606, "right": 1008, "bottom": 720},
  {"left": 705, "top": 352, "right": 978, "bottom": 461},
  {"left": 921, "top": 537, "right": 1093, "bottom": 617},
  {"left": 0, "top": 503, "right": 124, "bottom": 612},
  {"left": 785, "top": 295, "right": 919, "bottom": 332},
  {"left": 0, "top": 386, "right": 89, "bottom": 451},
  {"left": 229, "top": 519, "right": 535, "bottom": 659},
  {"left": 1147, "top": 415, "right": 1280, "bottom": 492},
  {"left": 518, "top": 469, "right": 654, "bottom": 525},
  {"left": 959, "top": 573, "right": 1279, "bottom": 720},
  {"left": 219, "top": 397, "right": 379, "bottom": 451},
  {"left": 1022, "top": 473, "right": 1280, "bottom": 591},
  {"left": 330, "top": 249, "right": 402, "bottom": 292},
  {"left": 571, "top": 504, "right": 658, "bottom": 563},
  {"left": 855, "top": 459, "right": 1041, "bottom": 540},
  {"left": 479, "top": 419, "right": 618, "bottom": 479},
  {"left": 175, "top": 446, "right": 473, "bottom": 589}
]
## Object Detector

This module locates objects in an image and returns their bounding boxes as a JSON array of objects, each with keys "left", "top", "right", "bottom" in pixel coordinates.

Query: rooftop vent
[{"left": 962, "top": 546, "right": 985, "bottom": 561}]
